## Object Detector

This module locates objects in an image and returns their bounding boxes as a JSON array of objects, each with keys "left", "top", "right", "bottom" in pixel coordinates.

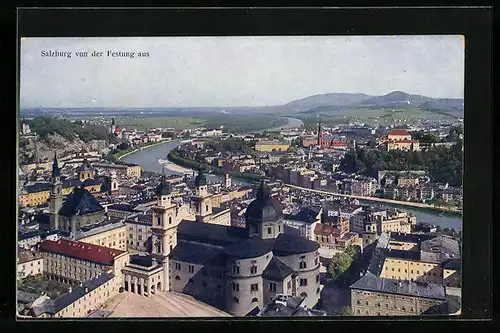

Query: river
[{"left": 121, "top": 117, "right": 461, "bottom": 231}]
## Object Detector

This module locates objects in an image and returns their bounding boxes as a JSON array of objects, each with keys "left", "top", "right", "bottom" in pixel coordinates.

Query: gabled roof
[
  {"left": 23, "top": 182, "right": 52, "bottom": 193},
  {"left": 170, "top": 241, "right": 226, "bottom": 267},
  {"left": 285, "top": 206, "right": 321, "bottom": 224},
  {"left": 39, "top": 239, "right": 125, "bottom": 266},
  {"left": 82, "top": 178, "right": 100, "bottom": 186},
  {"left": 58, "top": 187, "right": 104, "bottom": 217},
  {"left": 177, "top": 220, "right": 248, "bottom": 248},
  {"left": 350, "top": 272, "right": 446, "bottom": 300},
  {"left": 49, "top": 273, "right": 115, "bottom": 314},
  {"left": 262, "top": 257, "right": 293, "bottom": 281}
]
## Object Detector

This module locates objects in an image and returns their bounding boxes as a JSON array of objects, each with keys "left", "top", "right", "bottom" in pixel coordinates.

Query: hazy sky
[{"left": 20, "top": 36, "right": 464, "bottom": 108}]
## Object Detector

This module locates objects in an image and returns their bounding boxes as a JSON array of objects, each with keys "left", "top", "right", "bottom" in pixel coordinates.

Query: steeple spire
[
  {"left": 256, "top": 180, "right": 270, "bottom": 200},
  {"left": 317, "top": 120, "right": 322, "bottom": 146},
  {"left": 52, "top": 151, "right": 61, "bottom": 180}
]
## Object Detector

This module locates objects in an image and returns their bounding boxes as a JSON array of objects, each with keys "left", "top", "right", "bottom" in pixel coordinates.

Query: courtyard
[{"left": 106, "top": 291, "right": 232, "bottom": 317}]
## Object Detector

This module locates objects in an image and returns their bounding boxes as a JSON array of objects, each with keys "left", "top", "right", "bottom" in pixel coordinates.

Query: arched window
[
  {"left": 175, "top": 276, "right": 180, "bottom": 280},
  {"left": 251, "top": 298, "right": 258, "bottom": 303},
  {"left": 169, "top": 216, "right": 172, "bottom": 224},
  {"left": 300, "top": 292, "right": 307, "bottom": 298},
  {"left": 233, "top": 297, "right": 239, "bottom": 303}
]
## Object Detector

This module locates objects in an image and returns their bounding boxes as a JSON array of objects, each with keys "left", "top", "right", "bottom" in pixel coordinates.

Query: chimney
[{"left": 84, "top": 287, "right": 88, "bottom": 293}]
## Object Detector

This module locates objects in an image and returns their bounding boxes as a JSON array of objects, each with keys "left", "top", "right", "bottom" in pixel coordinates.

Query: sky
[{"left": 20, "top": 36, "right": 464, "bottom": 108}]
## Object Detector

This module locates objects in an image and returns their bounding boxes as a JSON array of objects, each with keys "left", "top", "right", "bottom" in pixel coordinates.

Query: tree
[{"left": 327, "top": 252, "right": 353, "bottom": 284}]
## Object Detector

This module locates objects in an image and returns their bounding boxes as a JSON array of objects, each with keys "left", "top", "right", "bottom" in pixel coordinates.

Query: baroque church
[
  {"left": 44, "top": 152, "right": 321, "bottom": 316},
  {"left": 158, "top": 177, "right": 322, "bottom": 316}
]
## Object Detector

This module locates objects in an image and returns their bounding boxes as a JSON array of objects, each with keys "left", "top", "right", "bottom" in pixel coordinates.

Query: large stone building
[
  {"left": 254, "top": 141, "right": 290, "bottom": 152},
  {"left": 350, "top": 272, "right": 447, "bottom": 316},
  {"left": 349, "top": 231, "right": 461, "bottom": 316},
  {"left": 379, "top": 129, "right": 420, "bottom": 152},
  {"left": 38, "top": 238, "right": 129, "bottom": 287},
  {"left": 168, "top": 181, "right": 321, "bottom": 316}
]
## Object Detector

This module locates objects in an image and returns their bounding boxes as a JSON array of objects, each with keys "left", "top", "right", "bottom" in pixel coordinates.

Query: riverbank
[
  {"left": 285, "top": 184, "right": 462, "bottom": 216},
  {"left": 117, "top": 139, "right": 172, "bottom": 160}
]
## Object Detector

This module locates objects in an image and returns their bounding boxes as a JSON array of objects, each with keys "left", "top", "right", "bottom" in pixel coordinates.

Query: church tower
[
  {"left": 224, "top": 173, "right": 231, "bottom": 189},
  {"left": 109, "top": 171, "right": 119, "bottom": 194},
  {"left": 78, "top": 158, "right": 94, "bottom": 181},
  {"left": 191, "top": 169, "right": 213, "bottom": 222},
  {"left": 244, "top": 181, "right": 284, "bottom": 240},
  {"left": 49, "top": 152, "right": 63, "bottom": 231},
  {"left": 151, "top": 168, "right": 179, "bottom": 292},
  {"left": 110, "top": 117, "right": 116, "bottom": 134},
  {"left": 317, "top": 120, "right": 322, "bottom": 146}
]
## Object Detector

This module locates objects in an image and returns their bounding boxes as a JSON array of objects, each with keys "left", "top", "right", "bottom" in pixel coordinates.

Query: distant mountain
[
  {"left": 357, "top": 91, "right": 434, "bottom": 108},
  {"left": 284, "top": 93, "right": 374, "bottom": 112},
  {"left": 285, "top": 91, "right": 464, "bottom": 115}
]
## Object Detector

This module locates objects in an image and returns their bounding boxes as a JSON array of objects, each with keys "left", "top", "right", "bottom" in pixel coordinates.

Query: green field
[
  {"left": 298, "top": 107, "right": 457, "bottom": 127},
  {"left": 115, "top": 114, "right": 287, "bottom": 133},
  {"left": 115, "top": 116, "right": 205, "bottom": 131}
]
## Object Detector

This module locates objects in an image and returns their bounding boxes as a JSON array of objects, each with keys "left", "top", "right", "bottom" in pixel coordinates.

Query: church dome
[
  {"left": 245, "top": 181, "right": 283, "bottom": 226},
  {"left": 194, "top": 169, "right": 207, "bottom": 187},
  {"left": 79, "top": 158, "right": 93, "bottom": 172}
]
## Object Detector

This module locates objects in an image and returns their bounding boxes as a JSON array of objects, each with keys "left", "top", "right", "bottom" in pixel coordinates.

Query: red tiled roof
[
  {"left": 388, "top": 140, "right": 419, "bottom": 143},
  {"left": 387, "top": 129, "right": 410, "bottom": 136},
  {"left": 39, "top": 239, "right": 126, "bottom": 266}
]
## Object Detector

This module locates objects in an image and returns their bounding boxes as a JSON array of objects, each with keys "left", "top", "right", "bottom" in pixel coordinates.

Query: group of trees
[
  {"left": 25, "top": 117, "right": 119, "bottom": 144},
  {"left": 339, "top": 141, "right": 463, "bottom": 186},
  {"left": 202, "top": 115, "right": 288, "bottom": 134},
  {"left": 169, "top": 148, "right": 265, "bottom": 182},
  {"left": 205, "top": 138, "right": 255, "bottom": 153},
  {"left": 326, "top": 245, "right": 362, "bottom": 287}
]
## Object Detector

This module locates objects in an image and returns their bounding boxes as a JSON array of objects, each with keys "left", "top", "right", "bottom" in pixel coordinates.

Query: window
[
  {"left": 250, "top": 266, "right": 257, "bottom": 274},
  {"left": 232, "top": 265, "right": 240, "bottom": 274},
  {"left": 233, "top": 297, "right": 239, "bottom": 303},
  {"left": 357, "top": 300, "right": 361, "bottom": 305},
  {"left": 287, "top": 281, "right": 291, "bottom": 289},
  {"left": 169, "top": 217, "right": 172, "bottom": 224},
  {"left": 411, "top": 270, "right": 413, "bottom": 274},
  {"left": 189, "top": 265, "right": 194, "bottom": 273},
  {"left": 299, "top": 278, "right": 307, "bottom": 286},
  {"left": 417, "top": 270, "right": 420, "bottom": 274},
  {"left": 315, "top": 257, "right": 318, "bottom": 265},
  {"left": 250, "top": 283, "right": 259, "bottom": 292},
  {"left": 392, "top": 268, "right": 394, "bottom": 271},
  {"left": 278, "top": 225, "right": 281, "bottom": 232},
  {"left": 300, "top": 262, "right": 307, "bottom": 269},
  {"left": 267, "top": 227, "right": 272, "bottom": 235},
  {"left": 175, "top": 263, "right": 181, "bottom": 270},
  {"left": 232, "top": 283, "right": 239, "bottom": 291},
  {"left": 269, "top": 282, "right": 276, "bottom": 292},
  {"left": 365, "top": 301, "right": 369, "bottom": 305},
  {"left": 251, "top": 297, "right": 258, "bottom": 303},
  {"left": 175, "top": 276, "right": 180, "bottom": 280}
]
